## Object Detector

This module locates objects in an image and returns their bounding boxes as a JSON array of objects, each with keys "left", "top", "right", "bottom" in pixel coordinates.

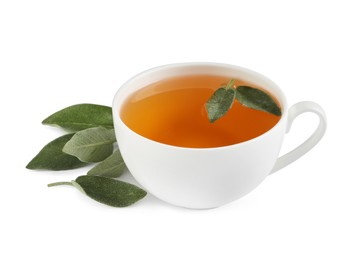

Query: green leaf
[
  {"left": 76, "top": 176, "right": 147, "bottom": 207},
  {"left": 63, "top": 127, "right": 116, "bottom": 163},
  {"left": 236, "top": 86, "right": 282, "bottom": 116},
  {"left": 205, "top": 87, "right": 236, "bottom": 123},
  {"left": 87, "top": 150, "right": 126, "bottom": 178},
  {"left": 42, "top": 104, "right": 113, "bottom": 131},
  {"left": 26, "top": 134, "right": 88, "bottom": 170},
  {"left": 48, "top": 176, "right": 147, "bottom": 207}
]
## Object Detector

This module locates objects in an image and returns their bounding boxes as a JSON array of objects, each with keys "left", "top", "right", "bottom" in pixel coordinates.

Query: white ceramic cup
[{"left": 113, "top": 63, "right": 327, "bottom": 209}]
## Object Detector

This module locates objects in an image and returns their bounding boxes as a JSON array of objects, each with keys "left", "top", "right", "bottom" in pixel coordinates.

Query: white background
[{"left": 1, "top": 0, "right": 356, "bottom": 259}]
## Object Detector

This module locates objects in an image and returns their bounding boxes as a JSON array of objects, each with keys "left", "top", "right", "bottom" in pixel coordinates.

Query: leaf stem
[
  {"left": 226, "top": 79, "right": 235, "bottom": 89},
  {"left": 47, "top": 181, "right": 73, "bottom": 187}
]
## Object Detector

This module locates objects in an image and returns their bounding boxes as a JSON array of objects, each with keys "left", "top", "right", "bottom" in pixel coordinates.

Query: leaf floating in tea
[
  {"left": 42, "top": 104, "right": 113, "bottom": 131},
  {"left": 87, "top": 150, "right": 126, "bottom": 178},
  {"left": 48, "top": 176, "right": 147, "bottom": 207},
  {"left": 205, "top": 87, "right": 236, "bottom": 123},
  {"left": 236, "top": 86, "right": 282, "bottom": 116},
  {"left": 63, "top": 126, "right": 116, "bottom": 163},
  {"left": 26, "top": 134, "right": 88, "bottom": 171}
]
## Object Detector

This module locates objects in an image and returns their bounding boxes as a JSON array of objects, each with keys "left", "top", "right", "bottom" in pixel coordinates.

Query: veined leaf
[
  {"left": 42, "top": 104, "right": 113, "bottom": 131},
  {"left": 236, "top": 86, "right": 282, "bottom": 116},
  {"left": 26, "top": 134, "right": 88, "bottom": 170},
  {"left": 205, "top": 87, "right": 236, "bottom": 123},
  {"left": 87, "top": 150, "right": 126, "bottom": 178},
  {"left": 63, "top": 127, "right": 116, "bottom": 163},
  {"left": 48, "top": 175, "right": 147, "bottom": 207}
]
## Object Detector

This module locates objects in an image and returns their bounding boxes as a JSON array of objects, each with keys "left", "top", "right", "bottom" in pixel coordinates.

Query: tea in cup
[{"left": 113, "top": 63, "right": 327, "bottom": 209}]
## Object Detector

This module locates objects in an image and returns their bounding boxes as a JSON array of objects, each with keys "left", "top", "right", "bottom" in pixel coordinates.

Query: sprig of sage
[
  {"left": 27, "top": 103, "right": 147, "bottom": 207},
  {"left": 206, "top": 79, "right": 282, "bottom": 122},
  {"left": 48, "top": 175, "right": 147, "bottom": 207}
]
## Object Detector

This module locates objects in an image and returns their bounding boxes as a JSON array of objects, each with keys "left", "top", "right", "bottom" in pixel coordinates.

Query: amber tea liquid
[{"left": 120, "top": 75, "right": 281, "bottom": 148}]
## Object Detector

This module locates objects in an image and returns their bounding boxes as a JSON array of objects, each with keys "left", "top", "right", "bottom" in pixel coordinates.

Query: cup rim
[{"left": 113, "top": 62, "right": 288, "bottom": 151}]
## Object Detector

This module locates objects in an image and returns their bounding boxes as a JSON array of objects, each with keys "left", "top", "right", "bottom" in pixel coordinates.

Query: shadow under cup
[{"left": 112, "top": 63, "right": 288, "bottom": 209}]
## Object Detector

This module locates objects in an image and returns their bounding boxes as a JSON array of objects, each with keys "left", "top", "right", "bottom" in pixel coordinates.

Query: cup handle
[{"left": 270, "top": 101, "right": 327, "bottom": 174}]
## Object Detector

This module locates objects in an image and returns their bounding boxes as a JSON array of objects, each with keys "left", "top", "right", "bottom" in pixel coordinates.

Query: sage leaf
[
  {"left": 236, "top": 86, "right": 282, "bottom": 116},
  {"left": 205, "top": 87, "right": 236, "bottom": 123},
  {"left": 42, "top": 104, "right": 113, "bottom": 131},
  {"left": 75, "top": 176, "right": 147, "bottom": 207},
  {"left": 63, "top": 126, "right": 116, "bottom": 163},
  {"left": 26, "top": 134, "right": 88, "bottom": 170},
  {"left": 87, "top": 150, "right": 126, "bottom": 178},
  {"left": 48, "top": 176, "right": 147, "bottom": 207}
]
